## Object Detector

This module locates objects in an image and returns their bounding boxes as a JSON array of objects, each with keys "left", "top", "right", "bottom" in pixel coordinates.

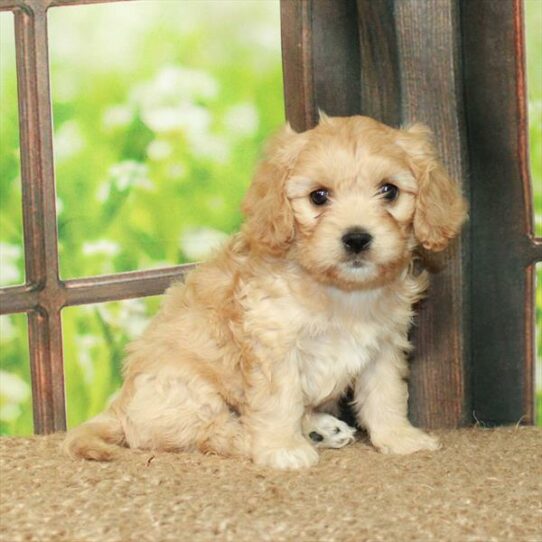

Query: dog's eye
[
  {"left": 310, "top": 189, "right": 329, "bottom": 206},
  {"left": 378, "top": 183, "right": 399, "bottom": 201}
]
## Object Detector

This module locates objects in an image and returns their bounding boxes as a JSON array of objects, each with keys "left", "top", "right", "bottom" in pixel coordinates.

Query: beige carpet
[{"left": 0, "top": 427, "right": 541, "bottom": 542}]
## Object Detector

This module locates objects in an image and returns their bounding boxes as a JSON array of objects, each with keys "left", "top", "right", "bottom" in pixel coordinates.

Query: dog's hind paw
[{"left": 302, "top": 412, "right": 357, "bottom": 449}]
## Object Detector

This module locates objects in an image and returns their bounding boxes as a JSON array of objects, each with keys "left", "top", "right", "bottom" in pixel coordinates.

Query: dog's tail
[{"left": 63, "top": 410, "right": 125, "bottom": 461}]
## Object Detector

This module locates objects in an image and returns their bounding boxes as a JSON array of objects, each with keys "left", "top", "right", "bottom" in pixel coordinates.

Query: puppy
[{"left": 64, "top": 115, "right": 467, "bottom": 469}]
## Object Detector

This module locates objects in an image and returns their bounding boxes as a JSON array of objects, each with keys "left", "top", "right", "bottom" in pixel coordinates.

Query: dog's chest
[{"left": 296, "top": 320, "right": 382, "bottom": 406}]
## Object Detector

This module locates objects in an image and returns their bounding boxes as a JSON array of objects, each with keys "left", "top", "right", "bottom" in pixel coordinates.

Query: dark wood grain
[
  {"left": 356, "top": 0, "right": 400, "bottom": 125},
  {"left": 281, "top": 0, "right": 470, "bottom": 428},
  {"left": 462, "top": 0, "right": 535, "bottom": 424},
  {"left": 311, "top": 0, "right": 360, "bottom": 119},
  {"left": 394, "top": 0, "right": 469, "bottom": 428},
  {"left": 280, "top": 0, "right": 315, "bottom": 131},
  {"left": 281, "top": 0, "right": 361, "bottom": 130}
]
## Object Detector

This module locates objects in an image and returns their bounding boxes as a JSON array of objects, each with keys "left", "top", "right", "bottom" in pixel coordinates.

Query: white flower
[
  {"left": 97, "top": 161, "right": 154, "bottom": 201},
  {"left": 56, "top": 197, "right": 64, "bottom": 216},
  {"left": 135, "top": 66, "right": 219, "bottom": 108},
  {"left": 528, "top": 99, "right": 542, "bottom": 116},
  {"left": 134, "top": 66, "right": 219, "bottom": 138},
  {"left": 118, "top": 299, "right": 150, "bottom": 338},
  {"left": 0, "top": 316, "right": 15, "bottom": 343},
  {"left": 0, "top": 243, "right": 22, "bottom": 285},
  {"left": 141, "top": 103, "right": 211, "bottom": 135},
  {"left": 109, "top": 161, "right": 151, "bottom": 191},
  {"left": 167, "top": 163, "right": 187, "bottom": 179},
  {"left": 96, "top": 299, "right": 150, "bottom": 340},
  {"left": 147, "top": 140, "right": 173, "bottom": 161},
  {"left": 54, "top": 120, "right": 84, "bottom": 160},
  {"left": 207, "top": 196, "right": 225, "bottom": 211},
  {"left": 103, "top": 105, "right": 134, "bottom": 130},
  {"left": 82, "top": 240, "right": 120, "bottom": 257},
  {"left": 0, "top": 370, "right": 30, "bottom": 404},
  {"left": 224, "top": 103, "right": 259, "bottom": 137},
  {"left": 180, "top": 227, "right": 229, "bottom": 262},
  {"left": 76, "top": 335, "right": 98, "bottom": 385},
  {"left": 246, "top": 22, "right": 282, "bottom": 53},
  {"left": 51, "top": 72, "right": 79, "bottom": 103},
  {"left": 0, "top": 403, "right": 21, "bottom": 422},
  {"left": 188, "top": 132, "right": 230, "bottom": 163}
]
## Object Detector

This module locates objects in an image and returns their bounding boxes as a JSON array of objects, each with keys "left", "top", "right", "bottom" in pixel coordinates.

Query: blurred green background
[{"left": 0, "top": 0, "right": 540, "bottom": 434}]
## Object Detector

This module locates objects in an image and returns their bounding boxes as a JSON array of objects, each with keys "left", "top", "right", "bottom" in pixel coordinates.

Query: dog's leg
[
  {"left": 353, "top": 346, "right": 440, "bottom": 454},
  {"left": 244, "top": 359, "right": 319, "bottom": 470},
  {"left": 120, "top": 371, "right": 250, "bottom": 458},
  {"left": 302, "top": 411, "right": 356, "bottom": 449}
]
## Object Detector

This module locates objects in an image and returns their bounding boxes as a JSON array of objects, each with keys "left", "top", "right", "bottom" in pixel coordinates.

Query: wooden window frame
[{"left": 0, "top": 0, "right": 540, "bottom": 435}]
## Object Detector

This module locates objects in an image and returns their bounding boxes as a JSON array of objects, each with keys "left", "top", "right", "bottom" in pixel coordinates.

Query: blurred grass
[
  {"left": 0, "top": 0, "right": 541, "bottom": 433},
  {"left": 0, "top": 1, "right": 284, "bottom": 433}
]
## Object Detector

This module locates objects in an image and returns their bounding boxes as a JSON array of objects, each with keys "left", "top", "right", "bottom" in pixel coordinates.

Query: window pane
[
  {"left": 526, "top": 0, "right": 542, "bottom": 425},
  {"left": 0, "top": 13, "right": 25, "bottom": 287},
  {"left": 62, "top": 296, "right": 161, "bottom": 429},
  {"left": 526, "top": 0, "right": 542, "bottom": 237},
  {"left": 0, "top": 314, "right": 32, "bottom": 435},
  {"left": 48, "top": 0, "right": 283, "bottom": 279}
]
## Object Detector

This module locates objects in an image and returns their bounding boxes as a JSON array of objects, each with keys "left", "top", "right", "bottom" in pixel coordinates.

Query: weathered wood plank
[
  {"left": 462, "top": 0, "right": 534, "bottom": 424},
  {"left": 394, "top": 0, "right": 469, "bottom": 428}
]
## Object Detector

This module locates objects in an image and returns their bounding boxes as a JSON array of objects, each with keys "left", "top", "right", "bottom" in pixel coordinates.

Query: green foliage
[{"left": 0, "top": 1, "right": 284, "bottom": 434}]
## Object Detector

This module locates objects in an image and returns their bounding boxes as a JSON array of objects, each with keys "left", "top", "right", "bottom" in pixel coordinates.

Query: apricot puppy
[{"left": 64, "top": 115, "right": 467, "bottom": 469}]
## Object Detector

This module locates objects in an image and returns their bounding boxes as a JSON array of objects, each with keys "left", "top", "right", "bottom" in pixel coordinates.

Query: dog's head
[{"left": 242, "top": 115, "right": 467, "bottom": 289}]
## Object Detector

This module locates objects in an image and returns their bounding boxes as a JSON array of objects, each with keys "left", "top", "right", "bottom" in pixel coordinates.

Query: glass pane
[
  {"left": 526, "top": 0, "right": 542, "bottom": 425},
  {"left": 0, "top": 13, "right": 25, "bottom": 286},
  {"left": 0, "top": 314, "right": 32, "bottom": 435},
  {"left": 62, "top": 296, "right": 162, "bottom": 429},
  {"left": 526, "top": 0, "right": 542, "bottom": 237},
  {"left": 48, "top": 0, "right": 283, "bottom": 279}
]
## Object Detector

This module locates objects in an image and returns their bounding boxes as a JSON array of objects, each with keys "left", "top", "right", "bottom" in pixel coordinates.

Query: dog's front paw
[
  {"left": 302, "top": 413, "right": 356, "bottom": 449},
  {"left": 371, "top": 426, "right": 440, "bottom": 455},
  {"left": 252, "top": 440, "right": 319, "bottom": 470}
]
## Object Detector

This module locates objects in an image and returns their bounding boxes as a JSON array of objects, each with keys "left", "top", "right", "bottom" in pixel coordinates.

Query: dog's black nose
[{"left": 342, "top": 229, "right": 373, "bottom": 254}]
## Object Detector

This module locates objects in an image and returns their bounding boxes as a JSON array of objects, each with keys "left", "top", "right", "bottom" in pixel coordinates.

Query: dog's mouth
[
  {"left": 349, "top": 259, "right": 365, "bottom": 268},
  {"left": 338, "top": 258, "right": 376, "bottom": 278}
]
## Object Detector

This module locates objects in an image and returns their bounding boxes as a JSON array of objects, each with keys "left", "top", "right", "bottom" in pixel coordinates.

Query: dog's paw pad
[{"left": 303, "top": 413, "right": 356, "bottom": 449}]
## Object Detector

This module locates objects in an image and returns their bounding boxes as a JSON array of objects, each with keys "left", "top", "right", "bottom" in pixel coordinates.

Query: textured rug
[{"left": 0, "top": 427, "right": 540, "bottom": 542}]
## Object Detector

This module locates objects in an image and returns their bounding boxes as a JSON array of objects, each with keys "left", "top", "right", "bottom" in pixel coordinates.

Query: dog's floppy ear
[
  {"left": 397, "top": 123, "right": 467, "bottom": 252},
  {"left": 242, "top": 124, "right": 307, "bottom": 255}
]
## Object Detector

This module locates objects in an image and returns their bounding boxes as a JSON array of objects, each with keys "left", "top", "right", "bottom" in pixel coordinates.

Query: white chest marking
[{"left": 296, "top": 321, "right": 382, "bottom": 406}]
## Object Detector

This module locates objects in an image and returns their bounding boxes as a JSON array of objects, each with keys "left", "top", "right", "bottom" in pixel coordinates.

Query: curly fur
[{"left": 64, "top": 115, "right": 467, "bottom": 469}]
